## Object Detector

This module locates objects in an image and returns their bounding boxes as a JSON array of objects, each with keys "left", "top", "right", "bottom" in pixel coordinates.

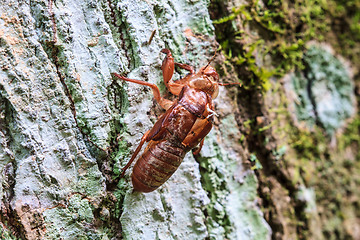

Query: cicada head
[{"left": 189, "top": 65, "right": 220, "bottom": 98}]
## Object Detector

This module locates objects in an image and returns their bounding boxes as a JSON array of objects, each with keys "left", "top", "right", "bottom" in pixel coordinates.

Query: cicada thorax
[{"left": 131, "top": 86, "right": 214, "bottom": 192}]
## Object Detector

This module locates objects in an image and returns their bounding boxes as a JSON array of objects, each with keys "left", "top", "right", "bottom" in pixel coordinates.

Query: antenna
[
  {"left": 218, "top": 82, "right": 242, "bottom": 86},
  {"left": 202, "top": 50, "right": 217, "bottom": 72}
]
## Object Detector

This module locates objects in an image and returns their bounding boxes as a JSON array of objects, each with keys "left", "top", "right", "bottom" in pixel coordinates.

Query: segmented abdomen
[{"left": 131, "top": 140, "right": 186, "bottom": 192}]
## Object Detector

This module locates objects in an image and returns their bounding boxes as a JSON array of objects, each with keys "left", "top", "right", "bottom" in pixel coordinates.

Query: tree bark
[{"left": 0, "top": 0, "right": 359, "bottom": 240}]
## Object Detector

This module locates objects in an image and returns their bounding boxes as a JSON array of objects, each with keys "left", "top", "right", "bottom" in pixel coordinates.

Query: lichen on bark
[{"left": 290, "top": 45, "right": 355, "bottom": 135}]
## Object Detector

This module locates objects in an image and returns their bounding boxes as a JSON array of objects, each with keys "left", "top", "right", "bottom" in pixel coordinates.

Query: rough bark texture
[{"left": 0, "top": 0, "right": 359, "bottom": 240}]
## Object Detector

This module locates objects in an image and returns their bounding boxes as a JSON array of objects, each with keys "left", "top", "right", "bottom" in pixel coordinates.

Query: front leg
[
  {"left": 174, "top": 62, "right": 195, "bottom": 74},
  {"left": 161, "top": 49, "right": 175, "bottom": 88},
  {"left": 161, "top": 49, "right": 195, "bottom": 96}
]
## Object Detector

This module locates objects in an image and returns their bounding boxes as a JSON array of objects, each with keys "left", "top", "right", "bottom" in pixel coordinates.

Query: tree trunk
[{"left": 0, "top": 0, "right": 359, "bottom": 239}]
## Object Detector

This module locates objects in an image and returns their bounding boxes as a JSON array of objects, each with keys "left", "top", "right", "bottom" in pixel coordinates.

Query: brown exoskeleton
[{"left": 113, "top": 49, "right": 239, "bottom": 193}]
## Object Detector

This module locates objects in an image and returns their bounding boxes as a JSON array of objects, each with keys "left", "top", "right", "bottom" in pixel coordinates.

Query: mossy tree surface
[
  {"left": 1, "top": 0, "right": 359, "bottom": 239},
  {"left": 1, "top": 0, "right": 270, "bottom": 239},
  {"left": 210, "top": 0, "right": 360, "bottom": 239}
]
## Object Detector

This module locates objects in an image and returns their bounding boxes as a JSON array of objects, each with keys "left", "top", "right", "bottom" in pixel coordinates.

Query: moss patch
[{"left": 210, "top": 0, "right": 360, "bottom": 92}]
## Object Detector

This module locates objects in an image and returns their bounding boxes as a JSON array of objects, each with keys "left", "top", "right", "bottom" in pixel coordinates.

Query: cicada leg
[
  {"left": 192, "top": 138, "right": 205, "bottom": 155},
  {"left": 112, "top": 73, "right": 173, "bottom": 110},
  {"left": 161, "top": 49, "right": 195, "bottom": 96},
  {"left": 120, "top": 130, "right": 150, "bottom": 177}
]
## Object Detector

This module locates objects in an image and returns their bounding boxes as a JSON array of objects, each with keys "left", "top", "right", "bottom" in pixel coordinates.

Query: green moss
[
  {"left": 278, "top": 98, "right": 360, "bottom": 239},
  {"left": 338, "top": 114, "right": 360, "bottom": 153},
  {"left": 211, "top": 0, "right": 359, "bottom": 238},
  {"left": 249, "top": 153, "right": 263, "bottom": 170},
  {"left": 0, "top": 227, "right": 18, "bottom": 240},
  {"left": 269, "top": 75, "right": 359, "bottom": 237},
  {"left": 212, "top": 6, "right": 244, "bottom": 25},
  {"left": 211, "top": 0, "right": 359, "bottom": 92},
  {"left": 325, "top": 0, "right": 360, "bottom": 63}
]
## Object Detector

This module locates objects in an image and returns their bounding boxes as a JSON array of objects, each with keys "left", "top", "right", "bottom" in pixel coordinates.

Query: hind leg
[{"left": 120, "top": 130, "right": 150, "bottom": 177}]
